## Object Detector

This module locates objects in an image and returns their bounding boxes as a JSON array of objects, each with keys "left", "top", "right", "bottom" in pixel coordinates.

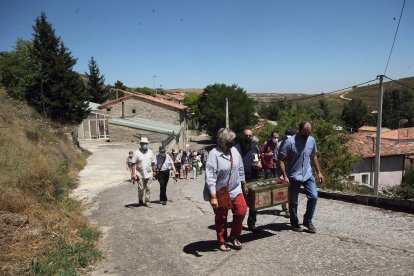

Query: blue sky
[{"left": 0, "top": 0, "right": 413, "bottom": 93}]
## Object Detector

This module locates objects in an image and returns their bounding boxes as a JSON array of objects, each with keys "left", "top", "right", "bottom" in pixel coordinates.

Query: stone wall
[
  {"left": 108, "top": 124, "right": 168, "bottom": 143},
  {"left": 101, "top": 98, "right": 184, "bottom": 126}
]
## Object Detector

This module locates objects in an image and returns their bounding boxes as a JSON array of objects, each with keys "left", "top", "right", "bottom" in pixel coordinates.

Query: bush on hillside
[{"left": 0, "top": 89, "right": 99, "bottom": 275}]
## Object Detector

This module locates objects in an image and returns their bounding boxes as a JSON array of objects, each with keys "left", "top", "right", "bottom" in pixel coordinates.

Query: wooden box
[{"left": 247, "top": 178, "right": 289, "bottom": 210}]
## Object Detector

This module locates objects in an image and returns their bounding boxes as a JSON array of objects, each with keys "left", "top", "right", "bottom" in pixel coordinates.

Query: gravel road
[{"left": 72, "top": 141, "right": 414, "bottom": 276}]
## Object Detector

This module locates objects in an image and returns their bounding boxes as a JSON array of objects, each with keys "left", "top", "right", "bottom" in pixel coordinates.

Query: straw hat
[{"left": 140, "top": 137, "right": 150, "bottom": 143}]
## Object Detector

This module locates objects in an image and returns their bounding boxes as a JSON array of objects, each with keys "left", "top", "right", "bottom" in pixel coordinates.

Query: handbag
[{"left": 216, "top": 186, "right": 233, "bottom": 209}]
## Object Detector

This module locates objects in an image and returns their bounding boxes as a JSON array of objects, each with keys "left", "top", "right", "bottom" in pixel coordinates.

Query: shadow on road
[
  {"left": 257, "top": 222, "right": 291, "bottom": 232},
  {"left": 183, "top": 240, "right": 219, "bottom": 257},
  {"left": 124, "top": 200, "right": 165, "bottom": 208},
  {"left": 124, "top": 203, "right": 141, "bottom": 208},
  {"left": 184, "top": 223, "right": 287, "bottom": 257}
]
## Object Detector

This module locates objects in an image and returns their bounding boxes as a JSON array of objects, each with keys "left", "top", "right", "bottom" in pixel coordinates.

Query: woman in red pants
[{"left": 205, "top": 128, "right": 247, "bottom": 251}]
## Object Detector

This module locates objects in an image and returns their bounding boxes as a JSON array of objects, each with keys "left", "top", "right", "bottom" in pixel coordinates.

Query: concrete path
[{"left": 72, "top": 141, "right": 414, "bottom": 276}]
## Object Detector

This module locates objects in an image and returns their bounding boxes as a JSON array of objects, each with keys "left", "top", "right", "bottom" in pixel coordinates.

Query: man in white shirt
[{"left": 131, "top": 137, "right": 156, "bottom": 207}]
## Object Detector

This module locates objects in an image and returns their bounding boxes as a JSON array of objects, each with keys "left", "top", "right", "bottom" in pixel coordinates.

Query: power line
[
  {"left": 384, "top": 0, "right": 406, "bottom": 75},
  {"left": 283, "top": 78, "right": 379, "bottom": 103},
  {"left": 384, "top": 75, "right": 414, "bottom": 90}
]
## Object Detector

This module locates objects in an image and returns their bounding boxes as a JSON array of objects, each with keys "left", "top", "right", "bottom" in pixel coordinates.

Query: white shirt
[
  {"left": 205, "top": 146, "right": 245, "bottom": 200},
  {"left": 131, "top": 148, "right": 156, "bottom": 179},
  {"left": 156, "top": 154, "right": 175, "bottom": 171}
]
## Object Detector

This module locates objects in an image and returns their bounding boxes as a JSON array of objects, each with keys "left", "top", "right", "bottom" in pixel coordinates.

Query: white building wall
[{"left": 350, "top": 170, "right": 403, "bottom": 190}]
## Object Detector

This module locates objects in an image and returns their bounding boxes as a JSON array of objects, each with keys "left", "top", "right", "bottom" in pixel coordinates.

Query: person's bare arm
[
  {"left": 312, "top": 154, "right": 324, "bottom": 183},
  {"left": 278, "top": 155, "right": 289, "bottom": 183}
]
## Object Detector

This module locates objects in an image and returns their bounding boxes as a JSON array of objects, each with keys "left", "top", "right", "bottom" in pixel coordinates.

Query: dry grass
[{"left": 0, "top": 88, "right": 99, "bottom": 275}]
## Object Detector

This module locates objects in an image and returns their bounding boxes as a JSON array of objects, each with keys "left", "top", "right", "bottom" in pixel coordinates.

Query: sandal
[
  {"left": 219, "top": 243, "right": 231, "bottom": 252},
  {"left": 228, "top": 236, "right": 242, "bottom": 250}
]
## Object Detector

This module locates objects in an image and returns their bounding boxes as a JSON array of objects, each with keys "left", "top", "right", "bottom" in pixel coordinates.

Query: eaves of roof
[
  {"left": 347, "top": 133, "right": 414, "bottom": 159},
  {"left": 98, "top": 92, "right": 187, "bottom": 111}
]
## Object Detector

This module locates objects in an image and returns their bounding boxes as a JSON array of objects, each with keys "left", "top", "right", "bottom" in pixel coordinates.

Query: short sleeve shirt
[
  {"left": 131, "top": 149, "right": 156, "bottom": 179},
  {"left": 279, "top": 134, "right": 317, "bottom": 182},
  {"left": 156, "top": 154, "right": 174, "bottom": 171}
]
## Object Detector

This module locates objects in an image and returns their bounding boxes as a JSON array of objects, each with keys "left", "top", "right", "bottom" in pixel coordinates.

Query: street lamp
[{"left": 152, "top": 75, "right": 157, "bottom": 96}]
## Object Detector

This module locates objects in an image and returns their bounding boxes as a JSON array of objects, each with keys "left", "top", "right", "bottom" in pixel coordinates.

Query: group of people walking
[
  {"left": 204, "top": 121, "right": 323, "bottom": 251},
  {"left": 126, "top": 120, "right": 323, "bottom": 252},
  {"left": 126, "top": 140, "right": 208, "bottom": 207},
  {"left": 170, "top": 148, "right": 207, "bottom": 180}
]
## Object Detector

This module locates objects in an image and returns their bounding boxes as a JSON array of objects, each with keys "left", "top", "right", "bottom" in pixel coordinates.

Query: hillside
[
  {"left": 343, "top": 76, "right": 414, "bottom": 109},
  {"left": 250, "top": 76, "right": 414, "bottom": 115},
  {"left": 0, "top": 88, "right": 100, "bottom": 275}
]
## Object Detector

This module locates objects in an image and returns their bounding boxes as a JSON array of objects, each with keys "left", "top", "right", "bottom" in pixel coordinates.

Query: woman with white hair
[{"left": 205, "top": 128, "right": 247, "bottom": 251}]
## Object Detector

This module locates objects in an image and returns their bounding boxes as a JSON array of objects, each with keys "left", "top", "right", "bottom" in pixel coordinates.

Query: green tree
[
  {"left": 197, "top": 83, "right": 257, "bottom": 137},
  {"left": 183, "top": 93, "right": 201, "bottom": 129},
  {"left": 258, "top": 98, "right": 292, "bottom": 121},
  {"left": 318, "top": 99, "right": 330, "bottom": 120},
  {"left": 0, "top": 39, "right": 39, "bottom": 100},
  {"left": 108, "top": 80, "right": 126, "bottom": 99},
  {"left": 341, "top": 99, "right": 370, "bottom": 131},
  {"left": 382, "top": 89, "right": 414, "bottom": 129},
  {"left": 114, "top": 80, "right": 126, "bottom": 90},
  {"left": 27, "top": 12, "right": 89, "bottom": 123},
  {"left": 86, "top": 56, "right": 109, "bottom": 103}
]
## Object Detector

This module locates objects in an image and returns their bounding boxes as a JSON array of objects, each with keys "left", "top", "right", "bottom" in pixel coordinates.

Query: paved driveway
[{"left": 72, "top": 141, "right": 414, "bottom": 276}]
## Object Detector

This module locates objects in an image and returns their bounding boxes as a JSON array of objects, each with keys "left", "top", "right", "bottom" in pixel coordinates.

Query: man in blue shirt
[
  {"left": 235, "top": 129, "right": 262, "bottom": 232},
  {"left": 278, "top": 121, "right": 323, "bottom": 233}
]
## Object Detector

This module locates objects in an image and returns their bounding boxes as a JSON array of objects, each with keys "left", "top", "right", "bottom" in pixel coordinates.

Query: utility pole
[
  {"left": 225, "top": 98, "right": 229, "bottom": 129},
  {"left": 373, "top": 75, "right": 384, "bottom": 196},
  {"left": 153, "top": 75, "right": 157, "bottom": 96}
]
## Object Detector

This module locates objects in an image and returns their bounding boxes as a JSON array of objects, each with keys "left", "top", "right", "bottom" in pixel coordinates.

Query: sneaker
[
  {"left": 162, "top": 201, "right": 167, "bottom": 205},
  {"left": 303, "top": 223, "right": 316, "bottom": 233},
  {"left": 291, "top": 225, "right": 303, "bottom": 232},
  {"left": 284, "top": 210, "right": 290, "bottom": 218},
  {"left": 144, "top": 203, "right": 152, "bottom": 208},
  {"left": 138, "top": 200, "right": 144, "bottom": 206}
]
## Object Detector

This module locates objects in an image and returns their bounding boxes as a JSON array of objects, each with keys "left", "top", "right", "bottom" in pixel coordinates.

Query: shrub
[{"left": 393, "top": 169, "right": 414, "bottom": 199}]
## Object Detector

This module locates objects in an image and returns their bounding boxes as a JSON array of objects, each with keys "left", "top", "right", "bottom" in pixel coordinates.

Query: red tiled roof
[
  {"left": 167, "top": 92, "right": 185, "bottom": 101},
  {"left": 98, "top": 91, "right": 187, "bottom": 111},
  {"left": 358, "top": 126, "right": 390, "bottom": 133},
  {"left": 347, "top": 133, "right": 414, "bottom": 158},
  {"left": 378, "top": 127, "right": 414, "bottom": 141}
]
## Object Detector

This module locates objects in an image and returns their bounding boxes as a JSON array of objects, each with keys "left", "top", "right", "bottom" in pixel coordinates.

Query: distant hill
[
  {"left": 248, "top": 76, "right": 414, "bottom": 115},
  {"left": 342, "top": 76, "right": 414, "bottom": 109},
  {"left": 163, "top": 76, "right": 414, "bottom": 115},
  {"left": 166, "top": 88, "right": 203, "bottom": 94}
]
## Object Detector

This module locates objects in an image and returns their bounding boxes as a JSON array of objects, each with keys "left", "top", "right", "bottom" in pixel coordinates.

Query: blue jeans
[{"left": 289, "top": 175, "right": 318, "bottom": 226}]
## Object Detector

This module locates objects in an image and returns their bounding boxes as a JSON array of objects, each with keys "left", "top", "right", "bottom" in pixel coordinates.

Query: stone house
[
  {"left": 347, "top": 133, "right": 414, "bottom": 190},
  {"left": 79, "top": 92, "right": 188, "bottom": 148}
]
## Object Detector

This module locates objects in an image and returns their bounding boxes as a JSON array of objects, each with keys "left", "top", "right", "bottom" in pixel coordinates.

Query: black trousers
[
  {"left": 174, "top": 163, "right": 181, "bottom": 178},
  {"left": 157, "top": 170, "right": 170, "bottom": 202}
]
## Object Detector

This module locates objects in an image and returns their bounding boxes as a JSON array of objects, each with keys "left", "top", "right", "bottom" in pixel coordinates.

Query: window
[
  {"left": 132, "top": 109, "right": 136, "bottom": 114},
  {"left": 106, "top": 107, "right": 111, "bottom": 112},
  {"left": 361, "top": 174, "right": 369, "bottom": 184},
  {"left": 349, "top": 175, "right": 355, "bottom": 181}
]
